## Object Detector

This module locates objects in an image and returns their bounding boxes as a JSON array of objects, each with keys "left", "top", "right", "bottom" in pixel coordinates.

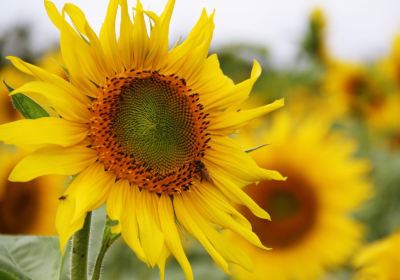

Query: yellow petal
[
  {"left": 162, "top": 10, "right": 214, "bottom": 83},
  {"left": 144, "top": 0, "right": 175, "bottom": 69},
  {"left": 158, "top": 195, "right": 193, "bottom": 280},
  {"left": 68, "top": 163, "right": 114, "bottom": 223},
  {"left": 191, "top": 185, "right": 266, "bottom": 250},
  {"left": 174, "top": 195, "right": 229, "bottom": 272},
  {"left": 11, "top": 81, "right": 90, "bottom": 123},
  {"left": 120, "top": 184, "right": 146, "bottom": 261},
  {"left": 183, "top": 193, "right": 252, "bottom": 273},
  {"left": 6, "top": 56, "right": 88, "bottom": 104},
  {"left": 9, "top": 145, "right": 96, "bottom": 182},
  {"left": 136, "top": 190, "right": 165, "bottom": 267},
  {"left": 63, "top": 3, "right": 110, "bottom": 78},
  {"left": 44, "top": 1, "right": 100, "bottom": 95},
  {"left": 56, "top": 195, "right": 86, "bottom": 252},
  {"left": 209, "top": 98, "right": 285, "bottom": 133},
  {"left": 205, "top": 136, "right": 285, "bottom": 183},
  {"left": 191, "top": 54, "right": 234, "bottom": 100},
  {"left": 156, "top": 244, "right": 170, "bottom": 280},
  {"left": 211, "top": 172, "right": 271, "bottom": 221},
  {"left": 0, "top": 118, "right": 87, "bottom": 150},
  {"left": 100, "top": 0, "right": 123, "bottom": 72},
  {"left": 118, "top": 0, "right": 134, "bottom": 68},
  {"left": 106, "top": 179, "right": 130, "bottom": 234},
  {"left": 131, "top": 1, "right": 149, "bottom": 69}
]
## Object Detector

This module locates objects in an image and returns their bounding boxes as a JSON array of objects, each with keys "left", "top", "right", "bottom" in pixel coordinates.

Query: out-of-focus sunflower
[
  {"left": 230, "top": 110, "right": 372, "bottom": 280},
  {"left": 302, "top": 7, "right": 329, "bottom": 63},
  {"left": 353, "top": 232, "right": 400, "bottom": 280},
  {"left": 0, "top": 0, "right": 284, "bottom": 278},
  {"left": 324, "top": 61, "right": 388, "bottom": 122},
  {"left": 379, "top": 35, "right": 400, "bottom": 89},
  {"left": 0, "top": 146, "right": 63, "bottom": 235}
]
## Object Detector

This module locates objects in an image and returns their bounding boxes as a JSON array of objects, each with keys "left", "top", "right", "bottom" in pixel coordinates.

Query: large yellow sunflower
[
  {"left": 0, "top": 0, "right": 284, "bottom": 278},
  {"left": 230, "top": 110, "right": 372, "bottom": 280},
  {"left": 353, "top": 232, "right": 400, "bottom": 280},
  {"left": 0, "top": 146, "right": 63, "bottom": 235}
]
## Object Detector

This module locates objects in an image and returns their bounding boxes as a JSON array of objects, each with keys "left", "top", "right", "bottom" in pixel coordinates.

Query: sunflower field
[{"left": 0, "top": 1, "right": 399, "bottom": 280}]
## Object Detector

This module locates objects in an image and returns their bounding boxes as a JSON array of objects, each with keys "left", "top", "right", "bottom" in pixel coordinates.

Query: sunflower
[
  {"left": 353, "top": 232, "right": 400, "bottom": 280},
  {"left": 0, "top": 146, "right": 63, "bottom": 235},
  {"left": 0, "top": 0, "right": 284, "bottom": 278},
  {"left": 230, "top": 110, "right": 372, "bottom": 280},
  {"left": 379, "top": 35, "right": 400, "bottom": 89},
  {"left": 323, "top": 61, "right": 387, "bottom": 121},
  {"left": 302, "top": 7, "right": 329, "bottom": 63}
]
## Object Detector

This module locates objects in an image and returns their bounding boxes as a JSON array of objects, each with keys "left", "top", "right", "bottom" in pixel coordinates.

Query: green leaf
[
  {"left": 3, "top": 81, "right": 49, "bottom": 119},
  {"left": 0, "top": 235, "right": 61, "bottom": 280}
]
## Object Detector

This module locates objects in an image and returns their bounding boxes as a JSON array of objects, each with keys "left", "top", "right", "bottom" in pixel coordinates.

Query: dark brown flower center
[
  {"left": 0, "top": 180, "right": 40, "bottom": 234},
  {"left": 89, "top": 70, "right": 211, "bottom": 194},
  {"left": 241, "top": 168, "right": 318, "bottom": 249}
]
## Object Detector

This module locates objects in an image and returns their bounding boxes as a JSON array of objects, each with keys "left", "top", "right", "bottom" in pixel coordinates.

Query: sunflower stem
[
  {"left": 71, "top": 212, "right": 92, "bottom": 280},
  {"left": 91, "top": 220, "right": 120, "bottom": 280}
]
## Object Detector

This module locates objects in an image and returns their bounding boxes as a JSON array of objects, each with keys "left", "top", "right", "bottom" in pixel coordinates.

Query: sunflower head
[
  {"left": 302, "top": 7, "right": 329, "bottom": 63},
  {"left": 230, "top": 110, "right": 372, "bottom": 280},
  {"left": 379, "top": 35, "right": 400, "bottom": 89},
  {"left": 0, "top": 0, "right": 284, "bottom": 278},
  {"left": 88, "top": 69, "right": 211, "bottom": 194},
  {"left": 324, "top": 62, "right": 387, "bottom": 119}
]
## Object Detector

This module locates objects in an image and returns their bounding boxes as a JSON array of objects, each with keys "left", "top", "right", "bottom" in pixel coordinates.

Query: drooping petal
[
  {"left": 136, "top": 189, "right": 165, "bottom": 266},
  {"left": 68, "top": 163, "right": 115, "bottom": 222},
  {"left": 158, "top": 194, "right": 193, "bottom": 280},
  {"left": 9, "top": 145, "right": 97, "bottom": 182},
  {"left": 174, "top": 195, "right": 229, "bottom": 272},
  {"left": 211, "top": 171, "right": 271, "bottom": 221},
  {"left": 106, "top": 180, "right": 130, "bottom": 234},
  {"left": 120, "top": 184, "right": 146, "bottom": 261},
  {"left": 56, "top": 195, "right": 86, "bottom": 252},
  {"left": 10, "top": 81, "right": 90, "bottom": 122},
  {"left": 205, "top": 136, "right": 285, "bottom": 184},
  {"left": 6, "top": 56, "right": 88, "bottom": 104},
  {"left": 190, "top": 185, "right": 267, "bottom": 250},
  {"left": 156, "top": 244, "right": 171, "bottom": 280},
  {"left": 0, "top": 118, "right": 87, "bottom": 150}
]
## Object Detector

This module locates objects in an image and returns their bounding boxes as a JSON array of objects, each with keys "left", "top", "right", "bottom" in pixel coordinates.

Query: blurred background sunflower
[
  {"left": 0, "top": 1, "right": 400, "bottom": 279},
  {"left": 229, "top": 109, "right": 372, "bottom": 280}
]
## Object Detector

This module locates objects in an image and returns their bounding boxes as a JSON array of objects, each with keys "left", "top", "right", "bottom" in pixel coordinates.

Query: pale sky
[{"left": 1, "top": 0, "right": 400, "bottom": 66}]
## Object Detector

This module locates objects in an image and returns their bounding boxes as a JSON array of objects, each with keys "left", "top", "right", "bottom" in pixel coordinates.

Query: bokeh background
[{"left": 1, "top": 0, "right": 399, "bottom": 279}]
